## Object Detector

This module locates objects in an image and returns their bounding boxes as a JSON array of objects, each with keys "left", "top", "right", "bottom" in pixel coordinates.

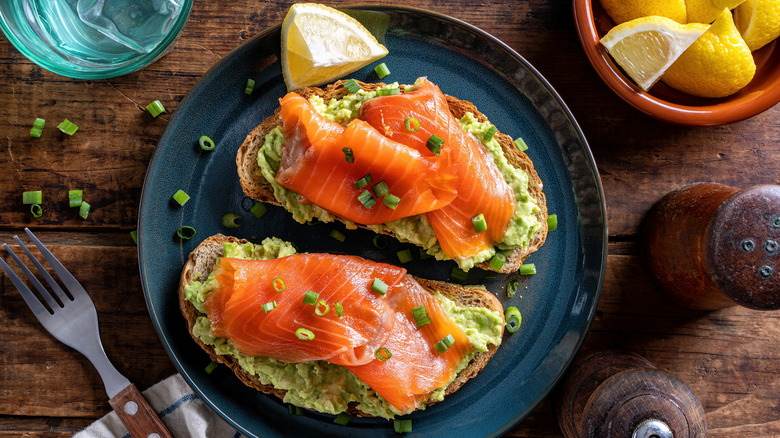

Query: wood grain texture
[{"left": 1, "top": 0, "right": 779, "bottom": 436}]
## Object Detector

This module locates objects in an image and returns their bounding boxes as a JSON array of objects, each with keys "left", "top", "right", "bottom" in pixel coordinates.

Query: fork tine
[
  {"left": 23, "top": 228, "right": 87, "bottom": 300},
  {"left": 13, "top": 235, "right": 71, "bottom": 305},
  {"left": 0, "top": 249, "right": 52, "bottom": 317}
]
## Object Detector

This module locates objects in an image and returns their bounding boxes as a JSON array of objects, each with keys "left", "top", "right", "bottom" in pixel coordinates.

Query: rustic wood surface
[{"left": 1, "top": 0, "right": 779, "bottom": 436}]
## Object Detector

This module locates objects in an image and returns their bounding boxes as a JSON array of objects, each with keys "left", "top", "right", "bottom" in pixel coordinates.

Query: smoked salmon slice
[
  {"left": 360, "top": 79, "right": 516, "bottom": 259},
  {"left": 275, "top": 93, "right": 458, "bottom": 225},
  {"left": 204, "top": 254, "right": 471, "bottom": 412}
]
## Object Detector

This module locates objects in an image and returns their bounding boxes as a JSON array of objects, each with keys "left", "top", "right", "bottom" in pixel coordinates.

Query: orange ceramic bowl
[{"left": 573, "top": 0, "right": 780, "bottom": 126}]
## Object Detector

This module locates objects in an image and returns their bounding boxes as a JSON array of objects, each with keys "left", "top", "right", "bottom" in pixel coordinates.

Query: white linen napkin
[{"left": 74, "top": 374, "right": 242, "bottom": 438}]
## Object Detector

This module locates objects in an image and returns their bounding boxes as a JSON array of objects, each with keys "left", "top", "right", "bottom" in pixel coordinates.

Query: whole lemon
[
  {"left": 685, "top": 0, "right": 746, "bottom": 24},
  {"left": 601, "top": 0, "right": 688, "bottom": 25},
  {"left": 734, "top": 0, "right": 780, "bottom": 51}
]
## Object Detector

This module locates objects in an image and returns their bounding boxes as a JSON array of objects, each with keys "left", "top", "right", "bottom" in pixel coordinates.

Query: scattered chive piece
[
  {"left": 426, "top": 134, "right": 443, "bottom": 155},
  {"left": 222, "top": 213, "right": 242, "bottom": 228},
  {"left": 375, "top": 347, "right": 392, "bottom": 361},
  {"left": 334, "top": 412, "right": 351, "bottom": 425},
  {"left": 482, "top": 126, "right": 497, "bottom": 142},
  {"left": 371, "top": 278, "right": 388, "bottom": 295},
  {"left": 30, "top": 204, "right": 43, "bottom": 218},
  {"left": 130, "top": 230, "right": 138, "bottom": 244},
  {"left": 244, "top": 78, "right": 255, "bottom": 95},
  {"left": 412, "top": 305, "right": 431, "bottom": 328},
  {"left": 262, "top": 301, "right": 277, "bottom": 313},
  {"left": 383, "top": 193, "right": 400, "bottom": 210},
  {"left": 78, "top": 201, "right": 90, "bottom": 219},
  {"left": 172, "top": 189, "right": 190, "bottom": 206},
  {"left": 514, "top": 137, "right": 529, "bottom": 151},
  {"left": 68, "top": 189, "right": 83, "bottom": 207},
  {"left": 520, "top": 263, "right": 536, "bottom": 276},
  {"left": 490, "top": 252, "right": 506, "bottom": 271},
  {"left": 295, "top": 327, "right": 315, "bottom": 341},
  {"left": 433, "top": 334, "right": 455, "bottom": 354},
  {"left": 272, "top": 277, "right": 286, "bottom": 292},
  {"left": 250, "top": 202, "right": 268, "bottom": 219},
  {"left": 335, "top": 302, "right": 344, "bottom": 317},
  {"left": 506, "top": 279, "right": 519, "bottom": 298},
  {"left": 315, "top": 300, "right": 330, "bottom": 316},
  {"left": 22, "top": 190, "right": 42, "bottom": 205},
  {"left": 146, "top": 100, "right": 165, "bottom": 118},
  {"left": 371, "top": 180, "right": 389, "bottom": 198},
  {"left": 342, "top": 147, "right": 354, "bottom": 163},
  {"left": 394, "top": 419, "right": 413, "bottom": 433},
  {"left": 176, "top": 225, "right": 196, "bottom": 240},
  {"left": 374, "top": 62, "right": 390, "bottom": 79},
  {"left": 30, "top": 128, "right": 42, "bottom": 138},
  {"left": 547, "top": 214, "right": 558, "bottom": 231},
  {"left": 354, "top": 173, "right": 373, "bottom": 190},
  {"left": 358, "top": 190, "right": 376, "bottom": 209},
  {"left": 343, "top": 79, "right": 361, "bottom": 93},
  {"left": 450, "top": 266, "right": 468, "bottom": 283},
  {"left": 505, "top": 306, "right": 521, "bottom": 333},
  {"left": 199, "top": 135, "right": 215, "bottom": 151},
  {"left": 57, "top": 119, "right": 78, "bottom": 135},
  {"left": 472, "top": 213, "right": 487, "bottom": 233},
  {"left": 404, "top": 117, "right": 420, "bottom": 133},
  {"left": 30, "top": 118, "right": 45, "bottom": 137},
  {"left": 288, "top": 404, "right": 304, "bottom": 415},
  {"left": 377, "top": 87, "right": 400, "bottom": 96},
  {"left": 303, "top": 290, "right": 319, "bottom": 305},
  {"left": 204, "top": 361, "right": 218, "bottom": 374},
  {"left": 330, "top": 229, "right": 346, "bottom": 242},
  {"left": 397, "top": 248, "right": 413, "bottom": 264},
  {"left": 372, "top": 234, "right": 388, "bottom": 249}
]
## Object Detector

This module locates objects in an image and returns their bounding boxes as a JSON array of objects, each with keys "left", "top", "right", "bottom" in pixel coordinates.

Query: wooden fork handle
[{"left": 108, "top": 384, "right": 174, "bottom": 438}]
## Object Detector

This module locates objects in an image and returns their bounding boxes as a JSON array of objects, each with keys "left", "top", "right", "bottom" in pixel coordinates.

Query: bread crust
[{"left": 179, "top": 234, "right": 505, "bottom": 417}]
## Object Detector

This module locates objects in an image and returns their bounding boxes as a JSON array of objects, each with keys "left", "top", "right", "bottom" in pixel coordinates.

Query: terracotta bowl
[{"left": 573, "top": 0, "right": 780, "bottom": 126}]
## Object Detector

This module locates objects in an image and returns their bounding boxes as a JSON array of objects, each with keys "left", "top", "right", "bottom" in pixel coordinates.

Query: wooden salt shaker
[
  {"left": 642, "top": 183, "right": 780, "bottom": 310},
  {"left": 554, "top": 351, "right": 706, "bottom": 438}
]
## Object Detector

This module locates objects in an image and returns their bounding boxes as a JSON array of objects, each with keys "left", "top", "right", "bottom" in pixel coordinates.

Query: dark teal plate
[{"left": 139, "top": 6, "right": 606, "bottom": 437}]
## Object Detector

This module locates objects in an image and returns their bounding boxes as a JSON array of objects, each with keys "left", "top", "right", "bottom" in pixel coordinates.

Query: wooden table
[{"left": 1, "top": 1, "right": 778, "bottom": 436}]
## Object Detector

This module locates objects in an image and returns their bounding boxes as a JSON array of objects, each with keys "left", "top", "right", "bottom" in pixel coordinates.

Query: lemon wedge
[
  {"left": 280, "top": 3, "right": 389, "bottom": 90},
  {"left": 685, "top": 0, "right": 746, "bottom": 24},
  {"left": 663, "top": 9, "right": 756, "bottom": 97},
  {"left": 600, "top": 0, "right": 687, "bottom": 25},
  {"left": 734, "top": 0, "right": 780, "bottom": 51},
  {"left": 600, "top": 16, "right": 709, "bottom": 90}
]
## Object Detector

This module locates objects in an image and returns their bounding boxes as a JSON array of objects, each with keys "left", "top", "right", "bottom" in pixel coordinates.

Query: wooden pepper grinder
[
  {"left": 642, "top": 183, "right": 780, "bottom": 310},
  {"left": 554, "top": 351, "right": 706, "bottom": 438}
]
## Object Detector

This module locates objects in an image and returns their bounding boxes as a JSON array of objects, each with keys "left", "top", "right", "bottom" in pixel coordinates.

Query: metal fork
[{"left": 1, "top": 228, "right": 172, "bottom": 438}]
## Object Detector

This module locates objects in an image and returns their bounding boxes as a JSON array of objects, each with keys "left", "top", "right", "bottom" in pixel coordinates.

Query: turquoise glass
[{"left": 0, "top": 0, "right": 192, "bottom": 79}]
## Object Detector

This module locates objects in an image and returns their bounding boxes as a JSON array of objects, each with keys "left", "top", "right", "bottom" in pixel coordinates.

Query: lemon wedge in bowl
[
  {"left": 600, "top": 16, "right": 709, "bottom": 90},
  {"left": 734, "top": 0, "right": 780, "bottom": 51},
  {"left": 281, "top": 3, "right": 389, "bottom": 90}
]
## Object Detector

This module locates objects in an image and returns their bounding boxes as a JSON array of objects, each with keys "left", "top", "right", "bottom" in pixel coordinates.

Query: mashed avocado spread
[
  {"left": 257, "top": 80, "right": 542, "bottom": 270},
  {"left": 184, "top": 239, "right": 504, "bottom": 419}
]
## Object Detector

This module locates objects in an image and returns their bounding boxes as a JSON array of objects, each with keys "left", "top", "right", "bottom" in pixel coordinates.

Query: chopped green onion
[
  {"left": 334, "top": 412, "right": 351, "bottom": 425},
  {"left": 57, "top": 119, "right": 78, "bottom": 135},
  {"left": 330, "top": 229, "right": 346, "bottom": 242},
  {"left": 130, "top": 230, "right": 138, "bottom": 244},
  {"left": 30, "top": 128, "right": 42, "bottom": 138},
  {"left": 371, "top": 278, "right": 388, "bottom": 295},
  {"left": 377, "top": 87, "right": 400, "bottom": 96},
  {"left": 412, "top": 305, "right": 431, "bottom": 328},
  {"left": 335, "top": 302, "right": 344, "bottom": 317},
  {"left": 382, "top": 193, "right": 400, "bottom": 210},
  {"left": 372, "top": 234, "right": 389, "bottom": 249},
  {"left": 514, "top": 137, "right": 529, "bottom": 151},
  {"left": 315, "top": 300, "right": 330, "bottom": 316},
  {"left": 146, "top": 100, "right": 165, "bottom": 118},
  {"left": 375, "top": 347, "right": 392, "bottom": 361},
  {"left": 374, "top": 62, "right": 390, "bottom": 79},
  {"left": 397, "top": 249, "right": 413, "bottom": 264},
  {"left": 354, "top": 174, "right": 373, "bottom": 190},
  {"left": 472, "top": 213, "right": 487, "bottom": 233},
  {"left": 426, "top": 134, "right": 443, "bottom": 155},
  {"left": 204, "top": 361, "right": 219, "bottom": 374},
  {"left": 288, "top": 404, "right": 304, "bottom": 415},
  {"left": 244, "top": 78, "right": 255, "bottom": 95},
  {"left": 404, "top": 117, "right": 420, "bottom": 133},
  {"left": 172, "top": 189, "right": 190, "bottom": 206},
  {"left": 30, "top": 204, "right": 42, "bottom": 218},
  {"left": 547, "top": 214, "right": 558, "bottom": 231},
  {"left": 22, "top": 191, "right": 42, "bottom": 205},
  {"left": 505, "top": 306, "right": 521, "bottom": 333},
  {"left": 222, "top": 213, "right": 242, "bottom": 228},
  {"left": 358, "top": 190, "right": 376, "bottom": 209},
  {"left": 250, "top": 202, "right": 268, "bottom": 219},
  {"left": 450, "top": 266, "right": 468, "bottom": 283},
  {"left": 199, "top": 135, "right": 215, "bottom": 151},
  {"left": 371, "top": 180, "right": 389, "bottom": 198},
  {"left": 342, "top": 147, "right": 354, "bottom": 163},
  {"left": 433, "top": 334, "right": 455, "bottom": 354},
  {"left": 68, "top": 189, "right": 83, "bottom": 207},
  {"left": 176, "top": 226, "right": 196, "bottom": 240},
  {"left": 78, "top": 201, "right": 91, "bottom": 219},
  {"left": 394, "top": 419, "right": 413, "bottom": 433},
  {"left": 30, "top": 118, "right": 44, "bottom": 137},
  {"left": 295, "top": 327, "right": 315, "bottom": 341},
  {"left": 343, "top": 79, "right": 361, "bottom": 94},
  {"left": 303, "top": 290, "right": 319, "bottom": 305},
  {"left": 262, "top": 301, "right": 277, "bottom": 313},
  {"left": 482, "top": 126, "right": 497, "bottom": 142},
  {"left": 506, "top": 279, "right": 519, "bottom": 298},
  {"left": 520, "top": 263, "right": 536, "bottom": 275},
  {"left": 490, "top": 252, "right": 506, "bottom": 271},
  {"left": 272, "top": 277, "right": 286, "bottom": 292}
]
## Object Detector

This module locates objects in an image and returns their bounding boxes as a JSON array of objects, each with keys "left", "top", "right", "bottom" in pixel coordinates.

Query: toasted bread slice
[
  {"left": 179, "top": 234, "right": 505, "bottom": 417},
  {"left": 236, "top": 80, "right": 547, "bottom": 273}
]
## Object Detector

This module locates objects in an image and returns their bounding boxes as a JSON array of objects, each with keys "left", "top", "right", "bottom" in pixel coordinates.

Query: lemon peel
[
  {"left": 685, "top": 0, "right": 746, "bottom": 24},
  {"left": 734, "top": 0, "right": 780, "bottom": 51},
  {"left": 600, "top": 0, "right": 688, "bottom": 25}
]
